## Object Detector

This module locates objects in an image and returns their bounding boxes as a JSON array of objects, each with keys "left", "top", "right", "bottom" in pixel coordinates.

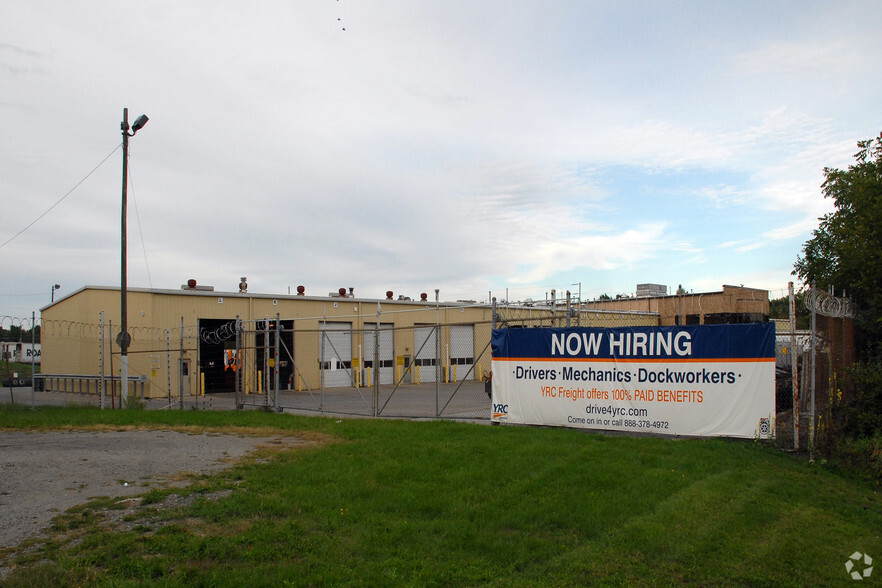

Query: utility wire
[
  {"left": 127, "top": 150, "right": 154, "bottom": 289},
  {"left": 0, "top": 144, "right": 122, "bottom": 251}
]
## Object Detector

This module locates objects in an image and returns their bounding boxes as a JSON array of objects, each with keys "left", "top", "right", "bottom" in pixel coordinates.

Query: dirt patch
[{"left": 0, "top": 428, "right": 314, "bottom": 550}]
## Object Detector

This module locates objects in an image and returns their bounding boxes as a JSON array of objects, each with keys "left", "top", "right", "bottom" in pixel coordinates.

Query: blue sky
[{"left": 2, "top": 1, "right": 881, "bottom": 319}]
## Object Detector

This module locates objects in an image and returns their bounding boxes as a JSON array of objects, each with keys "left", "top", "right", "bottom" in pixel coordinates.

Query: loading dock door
[
  {"left": 320, "top": 322, "right": 353, "bottom": 388},
  {"left": 449, "top": 325, "right": 475, "bottom": 382},
  {"left": 364, "top": 323, "right": 394, "bottom": 385},
  {"left": 414, "top": 326, "right": 438, "bottom": 383}
]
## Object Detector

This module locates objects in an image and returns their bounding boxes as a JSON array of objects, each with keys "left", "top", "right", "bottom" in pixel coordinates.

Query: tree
[
  {"left": 794, "top": 132, "right": 882, "bottom": 356},
  {"left": 768, "top": 294, "right": 809, "bottom": 330}
]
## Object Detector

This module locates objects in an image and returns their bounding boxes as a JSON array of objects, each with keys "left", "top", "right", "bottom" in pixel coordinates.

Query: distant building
[
  {"left": 1, "top": 342, "right": 41, "bottom": 364},
  {"left": 584, "top": 284, "right": 769, "bottom": 327},
  {"left": 636, "top": 283, "right": 668, "bottom": 297}
]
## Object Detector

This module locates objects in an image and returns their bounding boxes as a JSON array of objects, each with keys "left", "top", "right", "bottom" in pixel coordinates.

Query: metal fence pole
[
  {"left": 810, "top": 282, "right": 817, "bottom": 451},
  {"left": 788, "top": 282, "right": 799, "bottom": 450},
  {"left": 235, "top": 316, "right": 242, "bottom": 409},
  {"left": 435, "top": 289, "right": 440, "bottom": 418},
  {"left": 179, "top": 317, "right": 184, "bottom": 410},
  {"left": 166, "top": 329, "right": 172, "bottom": 408},
  {"left": 264, "top": 317, "right": 270, "bottom": 408},
  {"left": 374, "top": 304, "right": 380, "bottom": 417},
  {"left": 275, "top": 313, "right": 281, "bottom": 412},
  {"left": 30, "top": 311, "right": 35, "bottom": 409},
  {"left": 99, "top": 311, "right": 106, "bottom": 409},
  {"left": 566, "top": 291, "right": 571, "bottom": 328}
]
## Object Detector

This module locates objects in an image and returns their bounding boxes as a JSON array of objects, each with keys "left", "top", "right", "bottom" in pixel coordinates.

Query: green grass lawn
[{"left": 1, "top": 406, "right": 879, "bottom": 586}]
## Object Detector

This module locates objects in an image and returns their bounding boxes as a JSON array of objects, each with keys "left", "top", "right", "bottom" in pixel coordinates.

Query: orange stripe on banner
[{"left": 493, "top": 356, "right": 775, "bottom": 364}]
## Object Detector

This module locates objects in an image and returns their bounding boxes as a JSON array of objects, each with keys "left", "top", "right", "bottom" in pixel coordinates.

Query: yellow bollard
[
  {"left": 200, "top": 372, "right": 205, "bottom": 396},
  {"left": 258, "top": 370, "right": 262, "bottom": 394}
]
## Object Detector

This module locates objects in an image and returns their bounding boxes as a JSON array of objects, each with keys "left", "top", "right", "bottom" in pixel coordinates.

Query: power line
[
  {"left": 127, "top": 150, "right": 154, "bottom": 288},
  {"left": 0, "top": 143, "right": 122, "bottom": 251}
]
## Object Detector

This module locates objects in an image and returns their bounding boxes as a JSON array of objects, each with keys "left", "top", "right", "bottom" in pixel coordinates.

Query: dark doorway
[{"left": 198, "top": 318, "right": 239, "bottom": 394}]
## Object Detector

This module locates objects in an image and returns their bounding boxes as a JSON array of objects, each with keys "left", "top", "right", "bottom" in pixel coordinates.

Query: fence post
[
  {"left": 263, "top": 317, "right": 270, "bottom": 408},
  {"left": 810, "top": 281, "right": 817, "bottom": 451},
  {"left": 234, "top": 316, "right": 240, "bottom": 408},
  {"left": 179, "top": 316, "right": 184, "bottom": 410},
  {"left": 99, "top": 311, "right": 106, "bottom": 410},
  {"left": 374, "top": 304, "right": 380, "bottom": 416},
  {"left": 166, "top": 329, "right": 172, "bottom": 408},
  {"left": 435, "top": 289, "right": 440, "bottom": 418},
  {"left": 566, "top": 291, "right": 571, "bottom": 328},
  {"left": 30, "top": 311, "right": 36, "bottom": 409},
  {"left": 788, "top": 282, "right": 799, "bottom": 450},
  {"left": 274, "top": 313, "right": 281, "bottom": 412}
]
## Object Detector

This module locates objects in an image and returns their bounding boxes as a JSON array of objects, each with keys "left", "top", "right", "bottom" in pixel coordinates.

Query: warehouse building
[{"left": 40, "top": 281, "right": 659, "bottom": 399}]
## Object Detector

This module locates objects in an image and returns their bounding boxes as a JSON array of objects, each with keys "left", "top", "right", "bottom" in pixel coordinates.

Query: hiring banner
[{"left": 490, "top": 323, "right": 775, "bottom": 439}]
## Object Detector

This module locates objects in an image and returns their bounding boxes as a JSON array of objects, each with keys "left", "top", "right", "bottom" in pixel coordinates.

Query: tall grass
[
  {"left": 0, "top": 361, "right": 38, "bottom": 380},
  {"left": 2, "top": 406, "right": 880, "bottom": 586}
]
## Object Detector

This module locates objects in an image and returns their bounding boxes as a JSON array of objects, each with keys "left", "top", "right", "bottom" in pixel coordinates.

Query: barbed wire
[
  {"left": 804, "top": 286, "right": 855, "bottom": 318},
  {"left": 200, "top": 321, "right": 238, "bottom": 345},
  {"left": 40, "top": 320, "right": 201, "bottom": 342},
  {"left": 0, "top": 315, "right": 40, "bottom": 330}
]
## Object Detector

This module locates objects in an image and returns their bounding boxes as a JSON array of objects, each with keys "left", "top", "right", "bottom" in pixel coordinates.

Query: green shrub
[
  {"left": 834, "top": 358, "right": 882, "bottom": 438},
  {"left": 833, "top": 433, "right": 882, "bottom": 482}
]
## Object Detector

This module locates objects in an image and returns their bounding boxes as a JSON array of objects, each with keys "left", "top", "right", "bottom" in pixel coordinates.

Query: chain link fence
[
  {"left": 228, "top": 301, "right": 653, "bottom": 419},
  {"left": 26, "top": 299, "right": 653, "bottom": 418},
  {"left": 776, "top": 283, "right": 855, "bottom": 450}
]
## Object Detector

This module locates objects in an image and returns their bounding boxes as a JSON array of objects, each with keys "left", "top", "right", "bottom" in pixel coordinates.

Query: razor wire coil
[
  {"left": 200, "top": 320, "right": 238, "bottom": 344},
  {"left": 804, "top": 287, "right": 855, "bottom": 318}
]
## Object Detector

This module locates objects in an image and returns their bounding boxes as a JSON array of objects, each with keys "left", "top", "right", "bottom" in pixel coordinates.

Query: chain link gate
[
  {"left": 226, "top": 301, "right": 652, "bottom": 419},
  {"left": 228, "top": 313, "right": 494, "bottom": 419}
]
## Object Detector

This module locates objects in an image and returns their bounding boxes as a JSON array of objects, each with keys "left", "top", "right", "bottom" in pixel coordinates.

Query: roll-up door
[
  {"left": 363, "top": 323, "right": 394, "bottom": 385},
  {"left": 414, "top": 325, "right": 438, "bottom": 383},
  {"left": 320, "top": 322, "right": 352, "bottom": 388},
  {"left": 449, "top": 324, "right": 474, "bottom": 382}
]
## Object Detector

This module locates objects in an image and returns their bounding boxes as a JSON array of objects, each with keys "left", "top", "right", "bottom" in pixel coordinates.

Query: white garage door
[
  {"left": 320, "top": 322, "right": 352, "bottom": 388},
  {"left": 414, "top": 325, "right": 438, "bottom": 383},
  {"left": 363, "top": 323, "right": 394, "bottom": 385},
  {"left": 449, "top": 324, "right": 474, "bottom": 382}
]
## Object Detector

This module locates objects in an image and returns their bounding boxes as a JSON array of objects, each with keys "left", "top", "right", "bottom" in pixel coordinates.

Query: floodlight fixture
[{"left": 131, "top": 114, "right": 149, "bottom": 134}]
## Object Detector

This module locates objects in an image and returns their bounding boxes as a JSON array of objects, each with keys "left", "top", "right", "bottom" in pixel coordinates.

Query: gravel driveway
[{"left": 0, "top": 429, "right": 300, "bottom": 549}]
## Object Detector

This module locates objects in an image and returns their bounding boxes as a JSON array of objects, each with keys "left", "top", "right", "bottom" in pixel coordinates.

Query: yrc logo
[
  {"left": 492, "top": 403, "right": 508, "bottom": 419},
  {"left": 845, "top": 551, "right": 873, "bottom": 580}
]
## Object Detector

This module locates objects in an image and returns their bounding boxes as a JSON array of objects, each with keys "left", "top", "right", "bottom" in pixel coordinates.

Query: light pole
[
  {"left": 50, "top": 284, "right": 60, "bottom": 303},
  {"left": 119, "top": 108, "right": 148, "bottom": 406}
]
